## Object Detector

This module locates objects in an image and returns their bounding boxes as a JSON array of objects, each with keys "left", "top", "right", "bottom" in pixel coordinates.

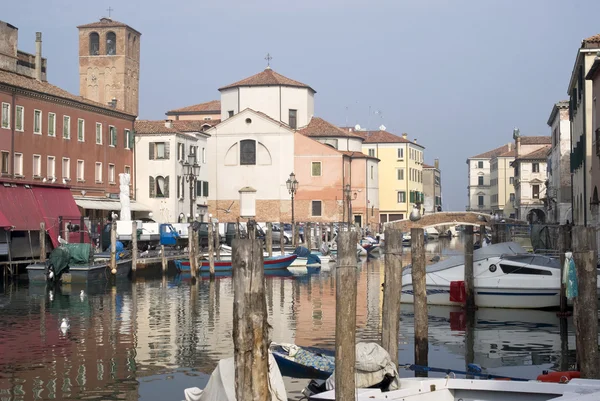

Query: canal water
[{"left": 0, "top": 237, "right": 576, "bottom": 400}]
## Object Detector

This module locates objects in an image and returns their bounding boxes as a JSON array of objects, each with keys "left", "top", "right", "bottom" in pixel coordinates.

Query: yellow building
[
  {"left": 490, "top": 147, "right": 516, "bottom": 218},
  {"left": 350, "top": 128, "right": 424, "bottom": 223}
]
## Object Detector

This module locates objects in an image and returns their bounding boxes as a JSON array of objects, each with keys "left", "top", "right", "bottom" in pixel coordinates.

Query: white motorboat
[
  {"left": 309, "top": 377, "right": 600, "bottom": 401},
  {"left": 400, "top": 242, "right": 598, "bottom": 309},
  {"left": 425, "top": 227, "right": 440, "bottom": 240}
]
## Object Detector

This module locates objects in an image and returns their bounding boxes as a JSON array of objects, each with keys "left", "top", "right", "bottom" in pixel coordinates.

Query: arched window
[
  {"left": 149, "top": 176, "right": 169, "bottom": 198},
  {"left": 240, "top": 140, "right": 256, "bottom": 165},
  {"left": 106, "top": 32, "right": 116, "bottom": 55},
  {"left": 89, "top": 32, "right": 99, "bottom": 55}
]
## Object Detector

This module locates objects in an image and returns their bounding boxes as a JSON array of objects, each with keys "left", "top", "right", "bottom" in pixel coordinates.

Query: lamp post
[
  {"left": 344, "top": 184, "right": 358, "bottom": 227},
  {"left": 183, "top": 152, "right": 201, "bottom": 222},
  {"left": 286, "top": 172, "right": 299, "bottom": 243}
]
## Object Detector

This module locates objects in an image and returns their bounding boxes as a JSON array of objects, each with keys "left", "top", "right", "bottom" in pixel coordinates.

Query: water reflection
[{"left": 0, "top": 248, "right": 577, "bottom": 400}]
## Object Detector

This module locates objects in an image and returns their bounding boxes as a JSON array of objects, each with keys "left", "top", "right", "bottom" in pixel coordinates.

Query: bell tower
[{"left": 77, "top": 17, "right": 141, "bottom": 115}]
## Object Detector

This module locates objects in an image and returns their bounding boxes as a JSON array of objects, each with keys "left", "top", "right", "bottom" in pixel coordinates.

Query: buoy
[
  {"left": 111, "top": 268, "right": 117, "bottom": 274},
  {"left": 537, "top": 371, "right": 580, "bottom": 383}
]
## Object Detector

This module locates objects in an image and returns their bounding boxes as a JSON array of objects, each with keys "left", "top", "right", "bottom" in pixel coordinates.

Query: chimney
[
  {"left": 434, "top": 158, "right": 439, "bottom": 169},
  {"left": 402, "top": 133, "right": 408, "bottom": 139},
  {"left": 508, "top": 143, "right": 512, "bottom": 151},
  {"left": 165, "top": 119, "right": 173, "bottom": 129},
  {"left": 516, "top": 137, "right": 521, "bottom": 157},
  {"left": 414, "top": 138, "right": 418, "bottom": 143},
  {"left": 35, "top": 32, "right": 42, "bottom": 82},
  {"left": 107, "top": 98, "right": 117, "bottom": 108}
]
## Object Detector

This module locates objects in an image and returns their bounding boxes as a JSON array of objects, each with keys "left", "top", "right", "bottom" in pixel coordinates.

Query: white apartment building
[
  {"left": 134, "top": 120, "right": 210, "bottom": 223},
  {"left": 466, "top": 144, "right": 511, "bottom": 213},
  {"left": 490, "top": 145, "right": 516, "bottom": 218},
  {"left": 546, "top": 101, "right": 572, "bottom": 224}
]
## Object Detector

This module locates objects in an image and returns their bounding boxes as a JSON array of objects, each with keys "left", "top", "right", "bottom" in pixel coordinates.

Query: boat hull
[
  {"left": 27, "top": 259, "right": 132, "bottom": 283},
  {"left": 175, "top": 254, "right": 297, "bottom": 272}
]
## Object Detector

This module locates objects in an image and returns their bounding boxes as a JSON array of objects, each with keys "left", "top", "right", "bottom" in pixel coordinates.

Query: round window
[
  {"left": 245, "top": 118, "right": 252, "bottom": 124},
  {"left": 489, "top": 264, "right": 497, "bottom": 273}
]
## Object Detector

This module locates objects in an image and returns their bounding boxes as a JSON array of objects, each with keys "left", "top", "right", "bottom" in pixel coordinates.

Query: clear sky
[{"left": 4, "top": 0, "right": 600, "bottom": 211}]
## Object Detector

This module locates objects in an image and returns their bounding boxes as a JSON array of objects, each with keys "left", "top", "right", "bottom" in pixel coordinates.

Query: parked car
[{"left": 258, "top": 223, "right": 291, "bottom": 245}]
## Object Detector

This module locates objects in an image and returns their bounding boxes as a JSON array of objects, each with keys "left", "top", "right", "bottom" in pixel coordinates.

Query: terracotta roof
[
  {"left": 422, "top": 163, "right": 435, "bottom": 169},
  {"left": 497, "top": 149, "right": 516, "bottom": 157},
  {"left": 134, "top": 120, "right": 208, "bottom": 134},
  {"left": 339, "top": 151, "right": 379, "bottom": 161},
  {"left": 200, "top": 119, "right": 221, "bottom": 127},
  {"left": 520, "top": 136, "right": 551, "bottom": 145},
  {"left": 219, "top": 68, "right": 315, "bottom": 92},
  {"left": 76, "top": 18, "right": 140, "bottom": 34},
  {"left": 516, "top": 145, "right": 551, "bottom": 161},
  {"left": 166, "top": 100, "right": 221, "bottom": 115},
  {"left": 298, "top": 117, "right": 362, "bottom": 139},
  {"left": 0, "top": 68, "right": 136, "bottom": 117},
  {"left": 345, "top": 128, "right": 424, "bottom": 147},
  {"left": 470, "top": 144, "right": 511, "bottom": 159},
  {"left": 584, "top": 33, "right": 600, "bottom": 44}
]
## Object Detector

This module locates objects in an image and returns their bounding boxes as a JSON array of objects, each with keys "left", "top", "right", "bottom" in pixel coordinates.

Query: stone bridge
[{"left": 387, "top": 211, "right": 526, "bottom": 233}]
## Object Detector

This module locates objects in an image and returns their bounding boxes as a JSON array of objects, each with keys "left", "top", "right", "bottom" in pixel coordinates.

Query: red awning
[
  {"left": 0, "top": 209, "right": 11, "bottom": 228},
  {"left": 31, "top": 186, "right": 89, "bottom": 247},
  {"left": 0, "top": 184, "right": 45, "bottom": 231}
]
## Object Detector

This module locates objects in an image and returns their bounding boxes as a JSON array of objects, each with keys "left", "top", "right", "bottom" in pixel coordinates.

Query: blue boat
[
  {"left": 270, "top": 343, "right": 335, "bottom": 379},
  {"left": 174, "top": 253, "right": 297, "bottom": 273}
]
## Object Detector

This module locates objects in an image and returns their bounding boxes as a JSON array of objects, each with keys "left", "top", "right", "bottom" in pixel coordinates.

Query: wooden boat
[
  {"left": 270, "top": 343, "right": 334, "bottom": 379},
  {"left": 27, "top": 259, "right": 132, "bottom": 283},
  {"left": 174, "top": 253, "right": 297, "bottom": 273}
]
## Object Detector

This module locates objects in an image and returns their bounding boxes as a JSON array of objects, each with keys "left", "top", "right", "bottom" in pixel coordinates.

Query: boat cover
[
  {"left": 47, "top": 243, "right": 94, "bottom": 280},
  {"left": 403, "top": 242, "right": 528, "bottom": 275},
  {"left": 324, "top": 342, "right": 401, "bottom": 391},
  {"left": 184, "top": 352, "right": 287, "bottom": 401},
  {"left": 274, "top": 343, "right": 335, "bottom": 374},
  {"left": 293, "top": 246, "right": 322, "bottom": 265}
]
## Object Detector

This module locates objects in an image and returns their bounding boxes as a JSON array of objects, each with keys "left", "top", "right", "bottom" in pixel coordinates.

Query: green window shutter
[
  {"left": 409, "top": 191, "right": 414, "bottom": 203},
  {"left": 149, "top": 176, "right": 155, "bottom": 198},
  {"left": 203, "top": 181, "right": 209, "bottom": 197},
  {"left": 149, "top": 143, "right": 155, "bottom": 160},
  {"left": 164, "top": 176, "right": 170, "bottom": 198},
  {"left": 164, "top": 142, "right": 170, "bottom": 160},
  {"left": 196, "top": 181, "right": 202, "bottom": 197}
]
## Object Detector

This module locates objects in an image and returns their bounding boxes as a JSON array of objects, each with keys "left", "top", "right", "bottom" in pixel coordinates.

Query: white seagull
[
  {"left": 58, "top": 235, "right": 68, "bottom": 245},
  {"left": 140, "top": 249, "right": 149, "bottom": 257},
  {"left": 60, "top": 318, "right": 69, "bottom": 331},
  {"left": 80, "top": 290, "right": 85, "bottom": 301}
]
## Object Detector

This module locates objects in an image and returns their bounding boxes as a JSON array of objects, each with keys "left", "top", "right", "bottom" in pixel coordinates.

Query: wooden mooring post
[
  {"left": 208, "top": 222, "right": 215, "bottom": 278},
  {"left": 215, "top": 223, "right": 221, "bottom": 260},
  {"left": 131, "top": 221, "right": 138, "bottom": 272},
  {"left": 316, "top": 223, "right": 322, "bottom": 250},
  {"left": 232, "top": 220, "right": 270, "bottom": 400},
  {"left": 110, "top": 221, "right": 117, "bottom": 274},
  {"left": 572, "top": 226, "right": 599, "bottom": 378},
  {"left": 161, "top": 245, "right": 167, "bottom": 273},
  {"left": 39, "top": 222, "right": 46, "bottom": 263},
  {"left": 381, "top": 228, "right": 402, "bottom": 367},
  {"left": 464, "top": 225, "right": 475, "bottom": 310},
  {"left": 266, "top": 222, "right": 273, "bottom": 258},
  {"left": 411, "top": 227, "right": 428, "bottom": 374},
  {"left": 335, "top": 230, "right": 358, "bottom": 400},
  {"left": 280, "top": 221, "right": 285, "bottom": 256},
  {"left": 558, "top": 225, "right": 572, "bottom": 316},
  {"left": 188, "top": 226, "right": 196, "bottom": 277},
  {"left": 479, "top": 224, "right": 486, "bottom": 245},
  {"left": 305, "top": 222, "right": 312, "bottom": 249}
]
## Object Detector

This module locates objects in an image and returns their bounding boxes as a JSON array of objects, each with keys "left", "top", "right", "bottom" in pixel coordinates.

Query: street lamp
[
  {"left": 183, "top": 151, "right": 201, "bottom": 222},
  {"left": 344, "top": 184, "right": 358, "bottom": 226},
  {"left": 286, "top": 172, "right": 299, "bottom": 243}
]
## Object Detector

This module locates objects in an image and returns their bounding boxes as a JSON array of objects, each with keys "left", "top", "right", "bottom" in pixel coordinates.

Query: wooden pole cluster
[
  {"left": 305, "top": 222, "right": 312, "bottom": 249},
  {"left": 463, "top": 225, "right": 475, "bottom": 310},
  {"left": 39, "top": 222, "right": 46, "bottom": 263},
  {"left": 558, "top": 225, "right": 572, "bottom": 316},
  {"left": 110, "top": 221, "right": 117, "bottom": 274},
  {"left": 335, "top": 230, "right": 358, "bottom": 400},
  {"left": 232, "top": 220, "right": 270, "bottom": 401},
  {"left": 266, "top": 222, "right": 273, "bottom": 258},
  {"left": 316, "top": 223, "right": 322, "bottom": 250},
  {"left": 411, "top": 227, "right": 428, "bottom": 373},
  {"left": 381, "top": 228, "right": 402, "bottom": 367},
  {"left": 572, "top": 226, "right": 599, "bottom": 378},
  {"left": 208, "top": 222, "right": 215, "bottom": 278},
  {"left": 131, "top": 221, "right": 138, "bottom": 272}
]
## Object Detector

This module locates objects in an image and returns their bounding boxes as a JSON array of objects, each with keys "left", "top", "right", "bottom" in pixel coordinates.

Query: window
[
  {"left": 202, "top": 181, "right": 209, "bottom": 197},
  {"left": 15, "top": 105, "right": 24, "bottom": 131},
  {"left": 77, "top": 160, "right": 84, "bottom": 181},
  {"left": 478, "top": 161, "right": 484, "bottom": 168},
  {"left": 509, "top": 193, "right": 515, "bottom": 201},
  {"left": 33, "top": 155, "right": 41, "bottom": 177},
  {"left": 149, "top": 142, "right": 169, "bottom": 159},
  {"left": 397, "top": 191, "right": 406, "bottom": 203},
  {"left": 478, "top": 176, "right": 484, "bottom": 186},
  {"left": 228, "top": 110, "right": 234, "bottom": 118},
  {"left": 14, "top": 153, "right": 23, "bottom": 176},
  {"left": 150, "top": 176, "right": 169, "bottom": 198},
  {"left": 177, "top": 176, "right": 182, "bottom": 199},
  {"left": 95, "top": 162, "right": 102, "bottom": 183},
  {"left": 1, "top": 103, "right": 9, "bottom": 129},
  {"left": 108, "top": 164, "right": 115, "bottom": 183},
  {"left": 48, "top": 113, "right": 56, "bottom": 137},
  {"left": 109, "top": 126, "right": 117, "bottom": 146},
  {"left": 89, "top": 32, "right": 99, "bottom": 55},
  {"left": 177, "top": 143, "right": 185, "bottom": 161},
  {"left": 77, "top": 118, "right": 84, "bottom": 141},
  {"left": 311, "top": 161, "right": 322, "bottom": 176},
  {"left": 124, "top": 165, "right": 131, "bottom": 177},
  {"left": 106, "top": 32, "right": 116, "bottom": 55},
  {"left": 532, "top": 163, "right": 539, "bottom": 173},
  {"left": 311, "top": 200, "right": 322, "bottom": 216},
  {"left": 63, "top": 116, "right": 70, "bottom": 139},
  {"left": 532, "top": 185, "right": 540, "bottom": 199},
  {"left": 0, "top": 151, "right": 8, "bottom": 174},
  {"left": 478, "top": 195, "right": 484, "bottom": 206},
  {"left": 240, "top": 139, "right": 256, "bottom": 165},
  {"left": 370, "top": 165, "right": 374, "bottom": 179},
  {"left": 62, "top": 158, "right": 70, "bottom": 180},
  {"left": 33, "top": 110, "right": 41, "bottom": 134},
  {"left": 289, "top": 109, "right": 297, "bottom": 129},
  {"left": 368, "top": 148, "right": 375, "bottom": 157},
  {"left": 96, "top": 123, "right": 102, "bottom": 144},
  {"left": 509, "top": 177, "right": 514, "bottom": 185},
  {"left": 204, "top": 117, "right": 211, "bottom": 121},
  {"left": 397, "top": 168, "right": 404, "bottom": 180},
  {"left": 500, "top": 264, "right": 552, "bottom": 276},
  {"left": 202, "top": 147, "right": 206, "bottom": 163},
  {"left": 124, "top": 129, "right": 132, "bottom": 149},
  {"left": 47, "top": 156, "right": 55, "bottom": 178}
]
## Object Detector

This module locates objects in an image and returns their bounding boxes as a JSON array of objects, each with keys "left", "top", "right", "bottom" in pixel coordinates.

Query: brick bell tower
[{"left": 77, "top": 17, "right": 141, "bottom": 115}]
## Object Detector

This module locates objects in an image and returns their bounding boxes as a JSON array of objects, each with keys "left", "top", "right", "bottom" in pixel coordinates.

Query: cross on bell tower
[
  {"left": 265, "top": 53, "right": 272, "bottom": 69},
  {"left": 106, "top": 6, "right": 114, "bottom": 17}
]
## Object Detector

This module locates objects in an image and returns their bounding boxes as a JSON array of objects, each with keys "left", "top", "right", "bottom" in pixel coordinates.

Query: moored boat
[
  {"left": 270, "top": 343, "right": 335, "bottom": 379},
  {"left": 174, "top": 253, "right": 297, "bottom": 273}
]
